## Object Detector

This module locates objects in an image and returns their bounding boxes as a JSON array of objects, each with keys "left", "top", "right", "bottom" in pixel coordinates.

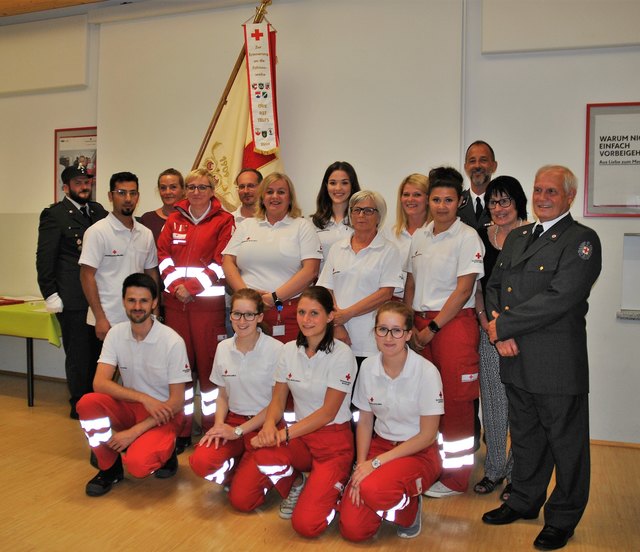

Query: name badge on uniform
[{"left": 272, "top": 325, "right": 285, "bottom": 337}]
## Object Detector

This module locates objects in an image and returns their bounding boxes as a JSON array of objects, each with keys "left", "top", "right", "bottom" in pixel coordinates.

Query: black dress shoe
[
  {"left": 69, "top": 405, "right": 79, "bottom": 420},
  {"left": 175, "top": 436, "right": 191, "bottom": 455},
  {"left": 86, "top": 455, "right": 124, "bottom": 497},
  {"left": 482, "top": 503, "right": 538, "bottom": 525},
  {"left": 534, "top": 525, "right": 574, "bottom": 550},
  {"left": 155, "top": 448, "right": 178, "bottom": 479}
]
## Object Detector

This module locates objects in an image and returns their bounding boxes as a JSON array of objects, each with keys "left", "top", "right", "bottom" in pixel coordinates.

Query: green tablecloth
[{"left": 0, "top": 301, "right": 62, "bottom": 346}]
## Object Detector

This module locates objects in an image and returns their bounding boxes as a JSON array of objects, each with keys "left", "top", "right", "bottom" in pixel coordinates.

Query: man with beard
[
  {"left": 459, "top": 141, "right": 497, "bottom": 451},
  {"left": 77, "top": 273, "right": 191, "bottom": 496},
  {"left": 36, "top": 165, "right": 108, "bottom": 419},
  {"left": 231, "top": 168, "right": 262, "bottom": 224},
  {"left": 80, "top": 172, "right": 159, "bottom": 341},
  {"left": 459, "top": 141, "right": 498, "bottom": 229}
]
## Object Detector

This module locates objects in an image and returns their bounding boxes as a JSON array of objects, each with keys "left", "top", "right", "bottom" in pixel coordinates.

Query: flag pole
[{"left": 192, "top": 0, "right": 272, "bottom": 169}]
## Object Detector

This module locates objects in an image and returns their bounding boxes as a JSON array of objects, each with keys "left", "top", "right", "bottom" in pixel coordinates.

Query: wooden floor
[{"left": 1, "top": 373, "right": 638, "bottom": 552}]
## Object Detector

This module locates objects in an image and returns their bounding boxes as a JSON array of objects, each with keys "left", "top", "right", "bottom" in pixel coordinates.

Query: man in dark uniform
[
  {"left": 481, "top": 165, "right": 602, "bottom": 551},
  {"left": 459, "top": 140, "right": 497, "bottom": 229},
  {"left": 36, "top": 165, "right": 108, "bottom": 419},
  {"left": 460, "top": 140, "right": 497, "bottom": 449}
]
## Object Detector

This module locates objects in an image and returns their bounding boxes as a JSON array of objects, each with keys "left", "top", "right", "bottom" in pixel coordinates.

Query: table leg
[{"left": 26, "top": 337, "right": 34, "bottom": 407}]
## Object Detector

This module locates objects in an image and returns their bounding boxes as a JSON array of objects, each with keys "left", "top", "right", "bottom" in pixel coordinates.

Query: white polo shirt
[
  {"left": 222, "top": 215, "right": 322, "bottom": 295},
  {"left": 231, "top": 207, "right": 252, "bottom": 227},
  {"left": 99, "top": 319, "right": 191, "bottom": 402},
  {"left": 353, "top": 349, "right": 444, "bottom": 442},
  {"left": 382, "top": 225, "right": 422, "bottom": 299},
  {"left": 405, "top": 218, "right": 484, "bottom": 311},
  {"left": 79, "top": 213, "right": 158, "bottom": 325},
  {"left": 275, "top": 339, "right": 355, "bottom": 424},
  {"left": 317, "top": 232, "right": 404, "bottom": 357},
  {"left": 314, "top": 217, "right": 353, "bottom": 267},
  {"left": 210, "top": 331, "right": 283, "bottom": 416}
]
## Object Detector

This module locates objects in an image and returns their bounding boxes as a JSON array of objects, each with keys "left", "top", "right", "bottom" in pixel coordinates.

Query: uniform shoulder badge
[{"left": 578, "top": 241, "right": 593, "bottom": 260}]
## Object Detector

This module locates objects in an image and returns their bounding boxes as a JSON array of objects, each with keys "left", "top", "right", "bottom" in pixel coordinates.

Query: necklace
[{"left": 491, "top": 219, "right": 523, "bottom": 250}]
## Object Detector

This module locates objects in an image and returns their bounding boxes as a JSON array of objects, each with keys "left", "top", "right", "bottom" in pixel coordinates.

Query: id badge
[{"left": 272, "top": 325, "right": 286, "bottom": 337}]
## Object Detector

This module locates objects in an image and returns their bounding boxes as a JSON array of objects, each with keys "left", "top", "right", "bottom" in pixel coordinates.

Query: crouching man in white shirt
[{"left": 77, "top": 272, "right": 191, "bottom": 496}]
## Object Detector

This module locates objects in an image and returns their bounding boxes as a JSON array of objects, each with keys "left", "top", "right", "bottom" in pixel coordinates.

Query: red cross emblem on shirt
[
  {"left": 112, "top": 250, "right": 117, "bottom": 254},
  {"left": 288, "top": 373, "right": 293, "bottom": 379},
  {"left": 251, "top": 28, "right": 264, "bottom": 41},
  {"left": 475, "top": 252, "right": 482, "bottom": 259},
  {"left": 345, "top": 373, "right": 351, "bottom": 381}
]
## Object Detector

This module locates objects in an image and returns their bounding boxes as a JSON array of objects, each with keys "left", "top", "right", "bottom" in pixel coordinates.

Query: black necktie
[
  {"left": 81, "top": 205, "right": 91, "bottom": 222},
  {"left": 475, "top": 197, "right": 483, "bottom": 221},
  {"left": 527, "top": 224, "right": 543, "bottom": 249}
]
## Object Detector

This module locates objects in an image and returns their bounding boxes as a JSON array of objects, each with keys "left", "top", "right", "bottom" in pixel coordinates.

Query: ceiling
[{"left": 0, "top": 0, "right": 255, "bottom": 25}]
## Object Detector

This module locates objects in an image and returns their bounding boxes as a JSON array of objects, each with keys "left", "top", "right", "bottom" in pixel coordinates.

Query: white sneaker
[
  {"left": 397, "top": 495, "right": 422, "bottom": 539},
  {"left": 279, "top": 473, "right": 306, "bottom": 519},
  {"left": 424, "top": 480, "right": 463, "bottom": 498}
]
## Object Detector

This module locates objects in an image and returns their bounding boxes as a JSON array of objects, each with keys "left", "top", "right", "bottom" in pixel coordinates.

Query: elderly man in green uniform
[{"left": 481, "top": 165, "right": 601, "bottom": 551}]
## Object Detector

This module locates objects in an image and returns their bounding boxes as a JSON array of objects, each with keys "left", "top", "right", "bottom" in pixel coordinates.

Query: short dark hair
[
  {"left": 465, "top": 140, "right": 496, "bottom": 162},
  {"left": 122, "top": 273, "right": 157, "bottom": 299},
  {"left": 110, "top": 171, "right": 139, "bottom": 192},
  {"left": 428, "top": 166, "right": 463, "bottom": 198},
  {"left": 235, "top": 168, "right": 263, "bottom": 184},
  {"left": 296, "top": 286, "right": 335, "bottom": 353},
  {"left": 485, "top": 176, "right": 528, "bottom": 220},
  {"left": 157, "top": 168, "right": 184, "bottom": 188}
]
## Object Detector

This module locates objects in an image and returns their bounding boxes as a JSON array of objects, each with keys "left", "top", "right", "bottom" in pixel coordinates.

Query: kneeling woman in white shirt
[
  {"left": 189, "top": 289, "right": 283, "bottom": 504},
  {"left": 245, "top": 286, "right": 357, "bottom": 538},
  {"left": 339, "top": 301, "right": 443, "bottom": 541}
]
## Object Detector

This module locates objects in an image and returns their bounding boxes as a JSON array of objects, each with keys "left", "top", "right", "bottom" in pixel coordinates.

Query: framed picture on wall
[
  {"left": 54, "top": 127, "right": 97, "bottom": 203},
  {"left": 584, "top": 102, "right": 640, "bottom": 217}
]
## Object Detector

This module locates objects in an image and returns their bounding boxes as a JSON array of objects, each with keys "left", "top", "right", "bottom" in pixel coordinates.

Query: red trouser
[
  {"left": 264, "top": 298, "right": 298, "bottom": 419},
  {"left": 262, "top": 298, "right": 299, "bottom": 344},
  {"left": 414, "top": 308, "right": 479, "bottom": 492},
  {"left": 77, "top": 392, "right": 183, "bottom": 478},
  {"left": 236, "top": 422, "right": 354, "bottom": 538},
  {"left": 339, "top": 436, "right": 441, "bottom": 542},
  {"left": 189, "top": 412, "right": 283, "bottom": 502},
  {"left": 164, "top": 294, "right": 226, "bottom": 436}
]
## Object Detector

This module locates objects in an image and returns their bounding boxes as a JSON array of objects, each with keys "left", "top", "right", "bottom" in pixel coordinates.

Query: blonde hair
[
  {"left": 393, "top": 173, "right": 430, "bottom": 237},
  {"left": 185, "top": 168, "right": 217, "bottom": 187},
  {"left": 255, "top": 172, "right": 302, "bottom": 220}
]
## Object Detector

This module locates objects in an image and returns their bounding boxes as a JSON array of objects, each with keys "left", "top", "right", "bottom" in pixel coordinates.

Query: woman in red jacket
[{"left": 157, "top": 168, "right": 234, "bottom": 453}]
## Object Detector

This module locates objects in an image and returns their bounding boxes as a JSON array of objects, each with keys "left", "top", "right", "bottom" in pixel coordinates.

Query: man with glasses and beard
[
  {"left": 80, "top": 171, "right": 159, "bottom": 342},
  {"left": 37, "top": 165, "right": 108, "bottom": 419}
]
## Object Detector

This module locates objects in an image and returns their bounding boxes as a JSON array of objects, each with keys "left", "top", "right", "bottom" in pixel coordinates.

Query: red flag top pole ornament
[{"left": 192, "top": 0, "right": 282, "bottom": 212}]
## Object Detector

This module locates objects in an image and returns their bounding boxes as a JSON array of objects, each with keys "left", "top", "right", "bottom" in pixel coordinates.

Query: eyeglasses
[
  {"left": 487, "top": 197, "right": 512, "bottom": 209},
  {"left": 351, "top": 207, "right": 379, "bottom": 216},
  {"left": 113, "top": 189, "right": 139, "bottom": 197},
  {"left": 186, "top": 184, "right": 212, "bottom": 192},
  {"left": 230, "top": 311, "right": 259, "bottom": 321},
  {"left": 374, "top": 326, "right": 409, "bottom": 339}
]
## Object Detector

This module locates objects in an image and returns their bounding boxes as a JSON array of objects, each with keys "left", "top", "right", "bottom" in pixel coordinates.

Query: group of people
[{"left": 35, "top": 141, "right": 601, "bottom": 550}]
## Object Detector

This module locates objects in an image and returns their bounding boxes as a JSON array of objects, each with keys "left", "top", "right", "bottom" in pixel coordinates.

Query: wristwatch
[
  {"left": 428, "top": 320, "right": 440, "bottom": 334},
  {"left": 271, "top": 291, "right": 284, "bottom": 311},
  {"left": 371, "top": 458, "right": 382, "bottom": 469},
  {"left": 234, "top": 426, "right": 244, "bottom": 438}
]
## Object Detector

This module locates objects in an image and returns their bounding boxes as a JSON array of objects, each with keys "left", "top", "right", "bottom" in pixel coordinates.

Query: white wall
[
  {"left": 0, "top": 0, "right": 638, "bottom": 443},
  {"left": 463, "top": 0, "right": 640, "bottom": 442}
]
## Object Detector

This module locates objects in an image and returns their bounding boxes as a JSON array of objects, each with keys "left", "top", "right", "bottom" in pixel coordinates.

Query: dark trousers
[
  {"left": 505, "top": 384, "right": 590, "bottom": 531},
  {"left": 56, "top": 310, "right": 101, "bottom": 406}
]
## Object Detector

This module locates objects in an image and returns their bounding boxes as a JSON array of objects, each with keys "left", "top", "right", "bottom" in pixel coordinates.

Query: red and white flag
[{"left": 194, "top": 22, "right": 282, "bottom": 212}]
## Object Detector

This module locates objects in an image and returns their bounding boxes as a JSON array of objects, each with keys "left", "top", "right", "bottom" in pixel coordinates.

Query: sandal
[
  {"left": 501, "top": 483, "right": 512, "bottom": 502},
  {"left": 473, "top": 476, "right": 504, "bottom": 494}
]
